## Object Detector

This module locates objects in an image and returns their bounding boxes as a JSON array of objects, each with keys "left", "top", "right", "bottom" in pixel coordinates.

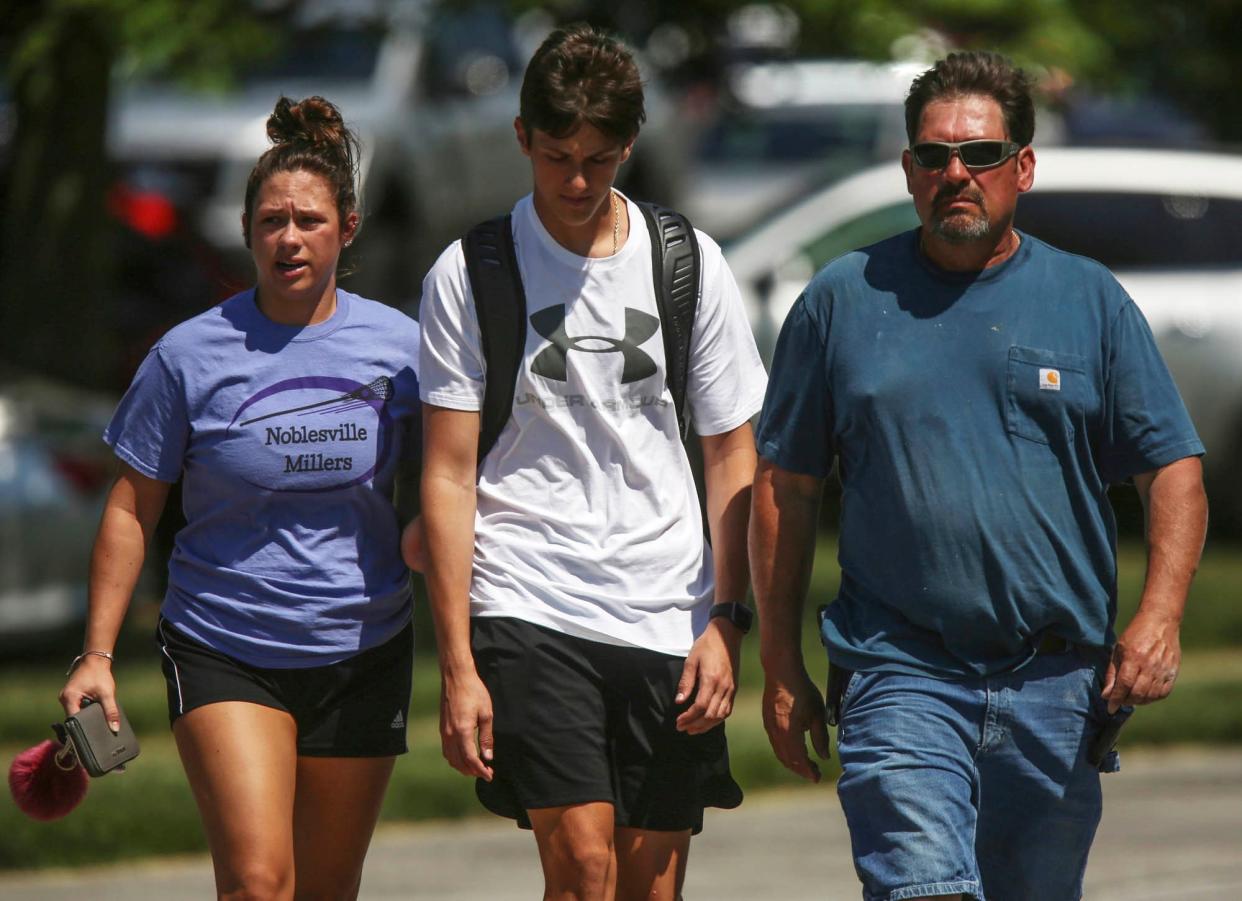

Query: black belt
[{"left": 1034, "top": 633, "right": 1076, "bottom": 655}]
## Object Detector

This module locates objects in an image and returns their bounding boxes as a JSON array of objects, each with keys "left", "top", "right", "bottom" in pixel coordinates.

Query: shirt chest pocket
[{"left": 1006, "top": 345, "right": 1088, "bottom": 446}]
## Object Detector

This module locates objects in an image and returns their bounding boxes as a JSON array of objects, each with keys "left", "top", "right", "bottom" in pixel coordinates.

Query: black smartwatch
[{"left": 709, "top": 601, "right": 753, "bottom": 634}]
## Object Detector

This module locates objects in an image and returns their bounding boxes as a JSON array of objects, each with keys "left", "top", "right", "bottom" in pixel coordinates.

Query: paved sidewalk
[{"left": 3, "top": 747, "right": 1240, "bottom": 899}]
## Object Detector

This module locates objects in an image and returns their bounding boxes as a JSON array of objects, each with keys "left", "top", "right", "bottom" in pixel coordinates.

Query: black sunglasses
[{"left": 909, "top": 140, "right": 1021, "bottom": 170}]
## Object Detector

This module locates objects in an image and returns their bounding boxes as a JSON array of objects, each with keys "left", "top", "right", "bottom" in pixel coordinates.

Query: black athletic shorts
[
  {"left": 471, "top": 616, "right": 743, "bottom": 834},
  {"left": 156, "top": 617, "right": 412, "bottom": 757}
]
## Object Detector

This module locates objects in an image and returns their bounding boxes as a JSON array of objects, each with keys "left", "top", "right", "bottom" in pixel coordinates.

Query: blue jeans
[{"left": 835, "top": 652, "right": 1117, "bottom": 901}]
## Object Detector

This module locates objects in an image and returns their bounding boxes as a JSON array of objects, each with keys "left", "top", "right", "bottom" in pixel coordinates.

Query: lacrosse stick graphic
[{"left": 240, "top": 376, "right": 393, "bottom": 427}]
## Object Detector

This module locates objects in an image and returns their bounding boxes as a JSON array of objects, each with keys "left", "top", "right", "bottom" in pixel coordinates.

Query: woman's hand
[{"left": 60, "top": 654, "right": 121, "bottom": 732}]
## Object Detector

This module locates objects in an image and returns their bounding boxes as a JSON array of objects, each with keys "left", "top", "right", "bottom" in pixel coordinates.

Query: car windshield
[
  {"left": 798, "top": 190, "right": 1242, "bottom": 272},
  {"left": 1014, "top": 192, "right": 1242, "bottom": 267},
  {"left": 699, "top": 107, "right": 889, "bottom": 164},
  {"left": 800, "top": 203, "right": 918, "bottom": 268}
]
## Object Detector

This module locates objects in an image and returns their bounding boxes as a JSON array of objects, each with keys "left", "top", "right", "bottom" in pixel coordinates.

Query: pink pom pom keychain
[{"left": 8, "top": 738, "right": 90, "bottom": 821}]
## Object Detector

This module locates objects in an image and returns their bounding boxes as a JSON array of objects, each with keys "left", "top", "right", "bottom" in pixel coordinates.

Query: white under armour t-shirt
[{"left": 419, "top": 193, "right": 767, "bottom": 656}]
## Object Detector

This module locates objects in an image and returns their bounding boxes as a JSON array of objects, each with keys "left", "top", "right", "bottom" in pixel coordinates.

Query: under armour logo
[{"left": 530, "top": 306, "right": 659, "bottom": 384}]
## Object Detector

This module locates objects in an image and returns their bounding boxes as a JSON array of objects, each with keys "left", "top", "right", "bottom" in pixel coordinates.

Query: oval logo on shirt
[{"left": 226, "top": 375, "right": 394, "bottom": 492}]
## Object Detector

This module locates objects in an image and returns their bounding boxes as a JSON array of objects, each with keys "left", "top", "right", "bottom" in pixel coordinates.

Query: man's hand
[
  {"left": 439, "top": 669, "right": 495, "bottom": 781},
  {"left": 762, "top": 666, "right": 831, "bottom": 783},
  {"left": 675, "top": 619, "right": 742, "bottom": 734},
  {"left": 1107, "top": 457, "right": 1207, "bottom": 714},
  {"left": 1103, "top": 608, "right": 1181, "bottom": 714}
]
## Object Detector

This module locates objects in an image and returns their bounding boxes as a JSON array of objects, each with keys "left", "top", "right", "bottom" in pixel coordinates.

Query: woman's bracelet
[{"left": 66, "top": 650, "right": 115, "bottom": 675}]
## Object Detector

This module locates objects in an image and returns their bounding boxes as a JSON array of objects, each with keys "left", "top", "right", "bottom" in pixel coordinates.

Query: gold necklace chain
[{"left": 612, "top": 191, "right": 620, "bottom": 256}]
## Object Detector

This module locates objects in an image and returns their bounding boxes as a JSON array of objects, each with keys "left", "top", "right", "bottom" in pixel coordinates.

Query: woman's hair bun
[{"left": 266, "top": 95, "right": 347, "bottom": 149}]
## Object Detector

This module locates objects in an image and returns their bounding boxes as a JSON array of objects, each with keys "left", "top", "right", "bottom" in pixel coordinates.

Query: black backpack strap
[
  {"left": 637, "top": 202, "right": 700, "bottom": 439},
  {"left": 462, "top": 214, "right": 526, "bottom": 464}
]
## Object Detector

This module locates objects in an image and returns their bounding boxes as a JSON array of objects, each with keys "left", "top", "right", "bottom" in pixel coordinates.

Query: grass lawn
[{"left": 3, "top": 536, "right": 1240, "bottom": 869}]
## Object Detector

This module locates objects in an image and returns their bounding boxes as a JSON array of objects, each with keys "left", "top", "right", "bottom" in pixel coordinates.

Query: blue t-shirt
[
  {"left": 105, "top": 289, "right": 421, "bottom": 668},
  {"left": 756, "top": 230, "right": 1204, "bottom": 677}
]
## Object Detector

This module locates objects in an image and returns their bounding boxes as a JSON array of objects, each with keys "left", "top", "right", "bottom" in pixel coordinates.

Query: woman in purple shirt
[{"left": 59, "top": 95, "right": 420, "bottom": 898}]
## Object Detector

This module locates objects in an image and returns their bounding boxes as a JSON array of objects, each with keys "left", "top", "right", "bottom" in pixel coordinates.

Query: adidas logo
[{"left": 390, "top": 711, "right": 405, "bottom": 729}]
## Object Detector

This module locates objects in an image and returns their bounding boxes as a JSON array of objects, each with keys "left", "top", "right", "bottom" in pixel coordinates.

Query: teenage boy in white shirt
[{"left": 408, "top": 23, "right": 767, "bottom": 901}]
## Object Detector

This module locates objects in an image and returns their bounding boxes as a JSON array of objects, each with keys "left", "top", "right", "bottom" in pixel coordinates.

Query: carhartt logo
[
  {"left": 390, "top": 711, "right": 405, "bottom": 729},
  {"left": 530, "top": 305, "right": 659, "bottom": 384},
  {"left": 1039, "top": 368, "right": 1061, "bottom": 391}
]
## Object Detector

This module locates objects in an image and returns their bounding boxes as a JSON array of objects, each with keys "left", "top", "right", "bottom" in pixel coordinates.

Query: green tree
[
  {"left": 2, "top": 2, "right": 114, "bottom": 387},
  {"left": 1, "top": 0, "right": 269, "bottom": 389},
  {"left": 543, "top": 1, "right": 1237, "bottom": 141},
  {"left": 1067, "top": 0, "right": 1242, "bottom": 143}
]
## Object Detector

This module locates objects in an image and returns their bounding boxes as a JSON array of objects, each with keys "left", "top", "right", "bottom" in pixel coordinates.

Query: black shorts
[
  {"left": 156, "top": 617, "right": 412, "bottom": 757},
  {"left": 471, "top": 616, "right": 743, "bottom": 834}
]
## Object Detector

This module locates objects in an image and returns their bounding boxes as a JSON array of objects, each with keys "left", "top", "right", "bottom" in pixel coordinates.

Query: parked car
[
  {"left": 0, "top": 379, "right": 116, "bottom": 650},
  {"left": 109, "top": 0, "right": 691, "bottom": 309},
  {"left": 108, "top": 0, "right": 525, "bottom": 308},
  {"left": 726, "top": 147, "right": 1242, "bottom": 530},
  {"left": 680, "top": 59, "right": 919, "bottom": 242}
]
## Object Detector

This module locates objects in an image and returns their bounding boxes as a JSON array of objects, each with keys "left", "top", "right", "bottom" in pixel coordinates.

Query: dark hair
[
  {"left": 242, "top": 95, "right": 360, "bottom": 247},
  {"left": 519, "top": 24, "right": 645, "bottom": 145},
  {"left": 904, "top": 51, "right": 1036, "bottom": 146}
]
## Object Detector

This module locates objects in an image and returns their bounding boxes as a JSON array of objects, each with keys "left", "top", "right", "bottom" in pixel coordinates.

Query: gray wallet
[{"left": 53, "top": 700, "right": 141, "bottom": 777}]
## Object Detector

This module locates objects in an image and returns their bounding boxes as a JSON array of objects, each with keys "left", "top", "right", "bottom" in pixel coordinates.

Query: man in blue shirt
[{"left": 751, "top": 51, "right": 1207, "bottom": 901}]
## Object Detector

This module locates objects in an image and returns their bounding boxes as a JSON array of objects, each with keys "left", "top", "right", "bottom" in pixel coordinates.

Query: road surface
[{"left": 3, "top": 747, "right": 1239, "bottom": 899}]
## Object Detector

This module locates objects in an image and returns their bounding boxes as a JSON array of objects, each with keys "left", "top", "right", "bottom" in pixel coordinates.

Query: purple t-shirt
[{"left": 105, "top": 289, "right": 420, "bottom": 667}]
